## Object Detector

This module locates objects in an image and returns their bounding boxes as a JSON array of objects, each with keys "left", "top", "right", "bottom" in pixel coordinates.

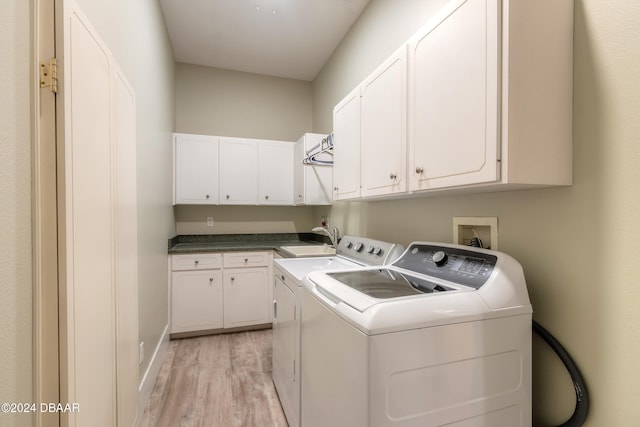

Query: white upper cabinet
[
  {"left": 332, "top": 87, "right": 362, "bottom": 201},
  {"left": 409, "top": 0, "right": 499, "bottom": 191},
  {"left": 219, "top": 138, "right": 259, "bottom": 205},
  {"left": 174, "top": 133, "right": 219, "bottom": 204},
  {"left": 174, "top": 133, "right": 321, "bottom": 206},
  {"left": 332, "top": 0, "right": 573, "bottom": 199},
  {"left": 259, "top": 141, "right": 294, "bottom": 205},
  {"left": 294, "top": 133, "right": 333, "bottom": 205},
  {"left": 361, "top": 46, "right": 408, "bottom": 197}
]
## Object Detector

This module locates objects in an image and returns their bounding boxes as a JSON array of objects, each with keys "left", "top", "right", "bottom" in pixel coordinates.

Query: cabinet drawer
[
  {"left": 171, "top": 253, "right": 223, "bottom": 271},
  {"left": 223, "top": 251, "right": 270, "bottom": 268}
]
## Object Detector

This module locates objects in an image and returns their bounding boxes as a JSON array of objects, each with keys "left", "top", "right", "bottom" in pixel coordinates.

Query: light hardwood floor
[{"left": 139, "top": 329, "right": 288, "bottom": 427}]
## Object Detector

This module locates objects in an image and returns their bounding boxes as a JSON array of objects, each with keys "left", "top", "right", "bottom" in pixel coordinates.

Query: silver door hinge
[{"left": 40, "top": 58, "right": 58, "bottom": 93}]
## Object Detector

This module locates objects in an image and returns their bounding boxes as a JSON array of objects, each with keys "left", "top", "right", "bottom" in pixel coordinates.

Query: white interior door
[
  {"left": 57, "top": 1, "right": 139, "bottom": 425},
  {"left": 113, "top": 66, "right": 140, "bottom": 427},
  {"left": 58, "top": 2, "right": 116, "bottom": 424}
]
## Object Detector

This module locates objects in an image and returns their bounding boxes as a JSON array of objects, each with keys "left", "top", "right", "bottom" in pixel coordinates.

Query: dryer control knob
[
  {"left": 366, "top": 246, "right": 375, "bottom": 254},
  {"left": 354, "top": 243, "right": 364, "bottom": 252},
  {"left": 433, "top": 251, "right": 448, "bottom": 267}
]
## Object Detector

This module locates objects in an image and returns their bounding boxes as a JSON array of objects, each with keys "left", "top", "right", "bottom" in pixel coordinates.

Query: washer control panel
[
  {"left": 392, "top": 243, "right": 497, "bottom": 289},
  {"left": 337, "top": 236, "right": 404, "bottom": 266}
]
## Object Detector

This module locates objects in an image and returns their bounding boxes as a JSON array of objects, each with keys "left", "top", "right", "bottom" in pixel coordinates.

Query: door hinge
[{"left": 40, "top": 58, "right": 58, "bottom": 93}]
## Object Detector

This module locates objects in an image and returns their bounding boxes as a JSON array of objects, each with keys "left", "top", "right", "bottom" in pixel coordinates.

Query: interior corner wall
[
  {"left": 311, "top": 0, "right": 640, "bottom": 425},
  {"left": 174, "top": 63, "right": 317, "bottom": 234},
  {"left": 175, "top": 63, "right": 313, "bottom": 141},
  {"left": 72, "top": 0, "right": 176, "bottom": 381},
  {"left": 0, "top": 0, "right": 33, "bottom": 425}
]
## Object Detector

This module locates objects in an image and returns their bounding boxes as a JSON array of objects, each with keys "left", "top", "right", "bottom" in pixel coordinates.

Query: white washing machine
[{"left": 300, "top": 242, "right": 532, "bottom": 427}]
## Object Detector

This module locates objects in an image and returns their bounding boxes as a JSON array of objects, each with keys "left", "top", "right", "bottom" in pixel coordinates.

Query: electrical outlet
[
  {"left": 206, "top": 217, "right": 214, "bottom": 227},
  {"left": 139, "top": 342, "right": 144, "bottom": 365}
]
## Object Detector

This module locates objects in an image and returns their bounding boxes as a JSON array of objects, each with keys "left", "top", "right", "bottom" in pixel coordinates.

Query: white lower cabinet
[
  {"left": 223, "top": 267, "right": 270, "bottom": 328},
  {"left": 172, "top": 269, "right": 223, "bottom": 333},
  {"left": 171, "top": 253, "right": 224, "bottom": 333},
  {"left": 170, "top": 251, "right": 272, "bottom": 334}
]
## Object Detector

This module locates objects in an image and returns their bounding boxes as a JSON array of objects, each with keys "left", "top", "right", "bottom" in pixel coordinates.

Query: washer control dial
[
  {"left": 432, "top": 250, "right": 448, "bottom": 267},
  {"left": 353, "top": 243, "right": 364, "bottom": 252}
]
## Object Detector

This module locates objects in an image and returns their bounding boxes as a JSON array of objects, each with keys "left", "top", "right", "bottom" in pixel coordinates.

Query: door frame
[{"left": 32, "top": 0, "right": 60, "bottom": 425}]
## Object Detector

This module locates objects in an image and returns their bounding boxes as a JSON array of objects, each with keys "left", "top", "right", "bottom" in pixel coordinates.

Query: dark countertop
[{"left": 168, "top": 233, "right": 331, "bottom": 256}]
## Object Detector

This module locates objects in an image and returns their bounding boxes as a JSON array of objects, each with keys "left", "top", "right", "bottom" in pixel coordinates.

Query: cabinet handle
[
  {"left": 273, "top": 300, "right": 277, "bottom": 319},
  {"left": 194, "top": 260, "right": 199, "bottom": 265},
  {"left": 281, "top": 275, "right": 285, "bottom": 281},
  {"left": 244, "top": 258, "right": 248, "bottom": 263},
  {"left": 231, "top": 276, "right": 235, "bottom": 282},
  {"left": 415, "top": 167, "right": 424, "bottom": 174},
  {"left": 226, "top": 195, "right": 230, "bottom": 200},
  {"left": 389, "top": 173, "right": 397, "bottom": 180},
  {"left": 205, "top": 194, "right": 210, "bottom": 199},
  {"left": 265, "top": 195, "right": 269, "bottom": 200},
  {"left": 209, "top": 277, "right": 214, "bottom": 285}
]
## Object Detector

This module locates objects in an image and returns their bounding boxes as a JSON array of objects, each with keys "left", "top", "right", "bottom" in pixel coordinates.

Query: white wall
[
  {"left": 313, "top": 0, "right": 640, "bottom": 425},
  {"left": 176, "top": 63, "right": 313, "bottom": 141},
  {"left": 69, "top": 0, "right": 176, "bottom": 380},
  {"left": 0, "top": 0, "right": 33, "bottom": 425}
]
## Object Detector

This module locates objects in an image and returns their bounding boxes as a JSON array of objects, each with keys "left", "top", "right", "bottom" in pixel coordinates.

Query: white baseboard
[{"left": 137, "top": 324, "right": 170, "bottom": 425}]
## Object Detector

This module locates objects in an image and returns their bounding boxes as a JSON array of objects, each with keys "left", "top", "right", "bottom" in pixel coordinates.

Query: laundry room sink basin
[{"left": 279, "top": 245, "right": 336, "bottom": 258}]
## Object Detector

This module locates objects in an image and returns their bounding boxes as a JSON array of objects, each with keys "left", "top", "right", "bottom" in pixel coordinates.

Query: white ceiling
[{"left": 159, "top": 0, "right": 371, "bottom": 81}]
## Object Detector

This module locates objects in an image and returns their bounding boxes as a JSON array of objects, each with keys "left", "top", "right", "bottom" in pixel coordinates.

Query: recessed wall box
[{"left": 453, "top": 217, "right": 498, "bottom": 250}]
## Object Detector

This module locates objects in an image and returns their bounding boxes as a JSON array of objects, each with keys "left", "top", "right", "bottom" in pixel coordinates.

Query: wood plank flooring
[{"left": 139, "top": 329, "right": 288, "bottom": 427}]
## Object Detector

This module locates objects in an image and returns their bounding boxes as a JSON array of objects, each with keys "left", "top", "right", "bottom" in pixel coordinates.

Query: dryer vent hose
[{"left": 533, "top": 320, "right": 590, "bottom": 427}]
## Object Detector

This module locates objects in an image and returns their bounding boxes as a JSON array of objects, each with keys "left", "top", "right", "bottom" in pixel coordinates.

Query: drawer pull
[
  {"left": 244, "top": 258, "right": 248, "bottom": 263},
  {"left": 194, "top": 260, "right": 199, "bottom": 265},
  {"left": 209, "top": 277, "right": 214, "bottom": 285}
]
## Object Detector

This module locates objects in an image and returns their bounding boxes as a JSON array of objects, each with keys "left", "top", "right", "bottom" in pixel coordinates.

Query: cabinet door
[
  {"left": 171, "top": 270, "right": 223, "bottom": 333},
  {"left": 259, "top": 141, "right": 294, "bottom": 205},
  {"left": 361, "top": 47, "right": 407, "bottom": 197},
  {"left": 223, "top": 268, "right": 269, "bottom": 328},
  {"left": 293, "top": 140, "right": 305, "bottom": 205},
  {"left": 219, "top": 138, "right": 258, "bottom": 204},
  {"left": 302, "top": 133, "right": 333, "bottom": 205},
  {"left": 174, "top": 133, "right": 219, "bottom": 204},
  {"left": 272, "top": 274, "right": 299, "bottom": 427},
  {"left": 332, "top": 88, "right": 361, "bottom": 200},
  {"left": 409, "top": 0, "right": 500, "bottom": 190}
]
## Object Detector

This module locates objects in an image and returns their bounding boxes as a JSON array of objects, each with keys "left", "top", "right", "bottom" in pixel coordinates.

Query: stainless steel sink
[{"left": 279, "top": 245, "right": 336, "bottom": 258}]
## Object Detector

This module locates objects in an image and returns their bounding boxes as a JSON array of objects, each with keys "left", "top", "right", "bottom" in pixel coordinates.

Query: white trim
[{"left": 137, "top": 324, "right": 170, "bottom": 426}]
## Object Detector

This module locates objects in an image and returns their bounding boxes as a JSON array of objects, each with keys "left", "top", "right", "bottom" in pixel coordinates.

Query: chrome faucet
[{"left": 312, "top": 226, "right": 340, "bottom": 247}]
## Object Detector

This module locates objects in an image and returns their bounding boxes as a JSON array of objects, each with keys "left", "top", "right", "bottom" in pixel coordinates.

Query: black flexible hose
[{"left": 533, "top": 320, "right": 590, "bottom": 427}]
